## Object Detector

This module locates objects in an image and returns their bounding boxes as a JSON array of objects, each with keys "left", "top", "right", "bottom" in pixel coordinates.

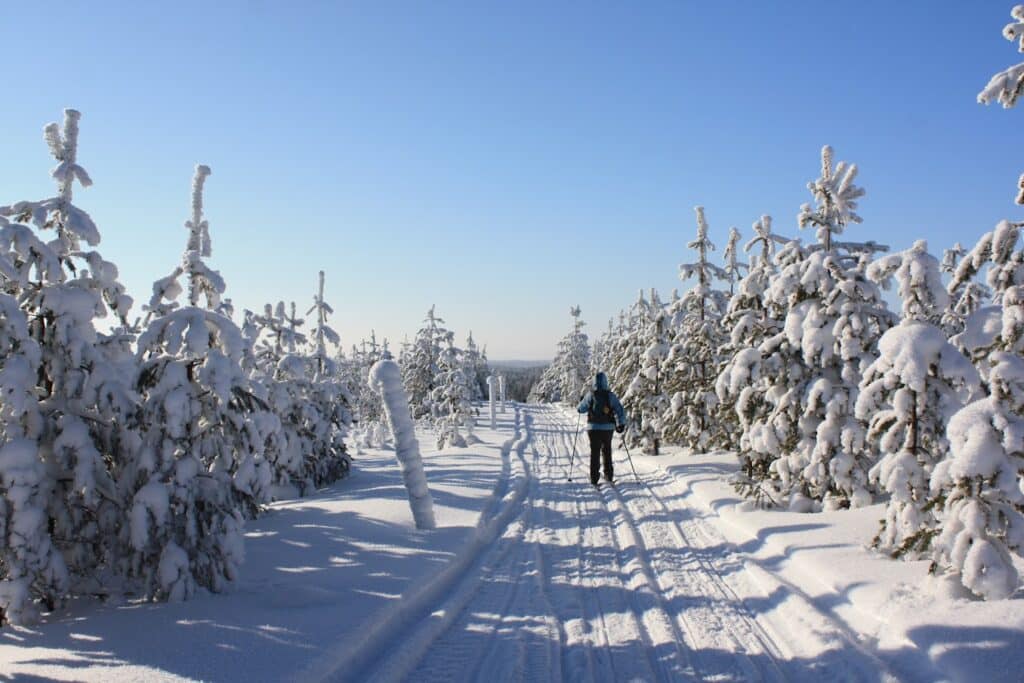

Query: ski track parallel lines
[
  {"left": 313, "top": 403, "right": 905, "bottom": 683},
  {"left": 304, "top": 405, "right": 530, "bottom": 683}
]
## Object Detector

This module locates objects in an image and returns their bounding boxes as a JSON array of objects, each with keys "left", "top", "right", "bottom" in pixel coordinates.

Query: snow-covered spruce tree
[
  {"left": 462, "top": 332, "right": 488, "bottom": 401},
  {"left": 560, "top": 306, "right": 591, "bottom": 402},
  {"left": 716, "top": 215, "right": 790, "bottom": 489},
  {"left": 0, "top": 282, "right": 68, "bottom": 625},
  {"left": 0, "top": 110, "right": 137, "bottom": 619},
  {"left": 601, "top": 309, "right": 651, "bottom": 439},
  {"left": 129, "top": 165, "right": 273, "bottom": 602},
  {"left": 856, "top": 241, "right": 980, "bottom": 557},
  {"left": 528, "top": 306, "right": 591, "bottom": 404},
  {"left": 243, "top": 301, "right": 312, "bottom": 493},
  {"left": 930, "top": 352, "right": 1024, "bottom": 599},
  {"left": 947, "top": 218, "right": 1024, "bottom": 385},
  {"left": 760, "top": 146, "right": 894, "bottom": 510},
  {"left": 623, "top": 298, "right": 671, "bottom": 454},
  {"left": 402, "top": 306, "right": 450, "bottom": 419},
  {"left": 661, "top": 206, "right": 729, "bottom": 452},
  {"left": 979, "top": 4, "right": 1024, "bottom": 204},
  {"left": 722, "top": 226, "right": 748, "bottom": 297},
  {"left": 299, "top": 271, "right": 352, "bottom": 488},
  {"left": 347, "top": 332, "right": 390, "bottom": 449},
  {"left": 591, "top": 318, "right": 617, "bottom": 383},
  {"left": 609, "top": 291, "right": 653, "bottom": 429},
  {"left": 433, "top": 333, "right": 474, "bottom": 448}
]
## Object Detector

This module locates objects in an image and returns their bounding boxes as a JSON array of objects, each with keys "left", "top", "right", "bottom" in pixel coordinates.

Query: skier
[{"left": 577, "top": 372, "right": 627, "bottom": 486}]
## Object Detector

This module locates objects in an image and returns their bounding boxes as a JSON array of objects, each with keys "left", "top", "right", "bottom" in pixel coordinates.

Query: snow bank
[{"left": 644, "top": 449, "right": 1024, "bottom": 682}]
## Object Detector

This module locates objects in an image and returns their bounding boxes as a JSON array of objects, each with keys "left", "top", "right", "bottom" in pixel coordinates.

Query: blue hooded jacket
[{"left": 578, "top": 372, "right": 626, "bottom": 431}]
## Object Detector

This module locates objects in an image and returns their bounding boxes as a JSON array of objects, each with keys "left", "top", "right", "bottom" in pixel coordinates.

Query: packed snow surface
[{"left": 2, "top": 404, "right": 1022, "bottom": 681}]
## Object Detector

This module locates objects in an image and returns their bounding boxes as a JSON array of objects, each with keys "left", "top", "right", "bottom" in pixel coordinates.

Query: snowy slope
[{"left": 2, "top": 403, "right": 1022, "bottom": 682}]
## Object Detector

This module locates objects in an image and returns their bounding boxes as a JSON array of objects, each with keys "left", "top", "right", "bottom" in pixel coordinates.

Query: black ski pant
[{"left": 587, "top": 429, "right": 614, "bottom": 485}]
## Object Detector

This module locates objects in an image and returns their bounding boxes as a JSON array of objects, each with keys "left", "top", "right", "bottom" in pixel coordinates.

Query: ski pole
[
  {"left": 567, "top": 412, "right": 582, "bottom": 481},
  {"left": 620, "top": 434, "right": 640, "bottom": 483}
]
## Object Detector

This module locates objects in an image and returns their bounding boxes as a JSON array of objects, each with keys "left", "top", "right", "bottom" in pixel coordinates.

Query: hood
[{"left": 594, "top": 372, "right": 609, "bottom": 391}]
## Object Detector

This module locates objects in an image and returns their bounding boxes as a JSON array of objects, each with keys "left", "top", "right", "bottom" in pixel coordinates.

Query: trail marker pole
[{"left": 487, "top": 375, "right": 497, "bottom": 429}]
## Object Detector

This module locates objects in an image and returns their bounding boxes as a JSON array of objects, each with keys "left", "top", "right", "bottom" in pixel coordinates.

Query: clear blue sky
[{"left": 3, "top": 1, "right": 1021, "bottom": 360}]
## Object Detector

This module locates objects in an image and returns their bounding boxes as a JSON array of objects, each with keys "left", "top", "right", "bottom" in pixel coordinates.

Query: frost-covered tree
[
  {"left": 609, "top": 291, "right": 655, "bottom": 424},
  {"left": 0, "top": 291, "right": 67, "bottom": 625},
  {"left": 295, "top": 272, "right": 352, "bottom": 488},
  {"left": 765, "top": 147, "right": 893, "bottom": 510},
  {"left": 857, "top": 241, "right": 980, "bottom": 557},
  {"left": 433, "top": 333, "right": 474, "bottom": 448},
  {"left": 941, "top": 243, "right": 990, "bottom": 336},
  {"left": 661, "top": 207, "right": 729, "bottom": 451},
  {"left": 402, "top": 306, "right": 450, "bottom": 419},
  {"left": 128, "top": 165, "right": 273, "bottom": 601},
  {"left": 462, "top": 332, "right": 488, "bottom": 400},
  {"left": 948, "top": 220, "right": 1024, "bottom": 383},
  {"left": 348, "top": 332, "right": 389, "bottom": 448},
  {"left": 529, "top": 306, "right": 591, "bottom": 404},
  {"left": 560, "top": 306, "right": 591, "bottom": 402},
  {"left": 623, "top": 298, "right": 671, "bottom": 454},
  {"left": 307, "top": 271, "right": 339, "bottom": 378},
  {"left": 930, "top": 352, "right": 1024, "bottom": 599},
  {"left": 716, "top": 215, "right": 789, "bottom": 482},
  {"left": 722, "top": 148, "right": 891, "bottom": 509},
  {"left": 978, "top": 4, "right": 1024, "bottom": 204},
  {"left": 591, "top": 318, "right": 617, "bottom": 382},
  {"left": 722, "top": 226, "right": 747, "bottom": 296},
  {"left": 0, "top": 110, "right": 135, "bottom": 620}
]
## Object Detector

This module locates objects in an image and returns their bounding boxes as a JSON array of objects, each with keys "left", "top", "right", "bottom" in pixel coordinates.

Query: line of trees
[
  {"left": 0, "top": 111, "right": 352, "bottom": 625},
  {"left": 339, "top": 307, "right": 490, "bottom": 451}
]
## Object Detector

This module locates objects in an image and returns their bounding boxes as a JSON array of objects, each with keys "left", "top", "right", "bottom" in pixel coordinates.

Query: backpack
[{"left": 588, "top": 389, "right": 615, "bottom": 425}]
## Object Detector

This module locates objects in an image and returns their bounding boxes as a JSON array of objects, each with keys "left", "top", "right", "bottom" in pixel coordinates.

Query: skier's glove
[{"left": 615, "top": 424, "right": 625, "bottom": 434}]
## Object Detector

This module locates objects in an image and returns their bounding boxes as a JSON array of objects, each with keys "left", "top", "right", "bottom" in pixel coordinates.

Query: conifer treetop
[
  {"left": 186, "top": 164, "right": 212, "bottom": 258},
  {"left": 797, "top": 145, "right": 864, "bottom": 251}
]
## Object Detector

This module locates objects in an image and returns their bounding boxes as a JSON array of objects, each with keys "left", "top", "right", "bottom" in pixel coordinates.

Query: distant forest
[{"left": 490, "top": 363, "right": 548, "bottom": 402}]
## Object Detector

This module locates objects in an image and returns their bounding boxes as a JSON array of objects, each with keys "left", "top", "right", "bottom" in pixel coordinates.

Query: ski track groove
[
  {"left": 630, "top": 464, "right": 900, "bottom": 681},
  {"left": 326, "top": 403, "right": 901, "bottom": 683}
]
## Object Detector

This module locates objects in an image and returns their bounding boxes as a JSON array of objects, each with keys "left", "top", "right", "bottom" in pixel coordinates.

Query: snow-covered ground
[{"left": 2, "top": 403, "right": 1021, "bottom": 682}]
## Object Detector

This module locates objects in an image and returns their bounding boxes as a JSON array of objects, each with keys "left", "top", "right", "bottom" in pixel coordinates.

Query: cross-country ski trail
[{"left": 320, "top": 403, "right": 900, "bottom": 683}]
